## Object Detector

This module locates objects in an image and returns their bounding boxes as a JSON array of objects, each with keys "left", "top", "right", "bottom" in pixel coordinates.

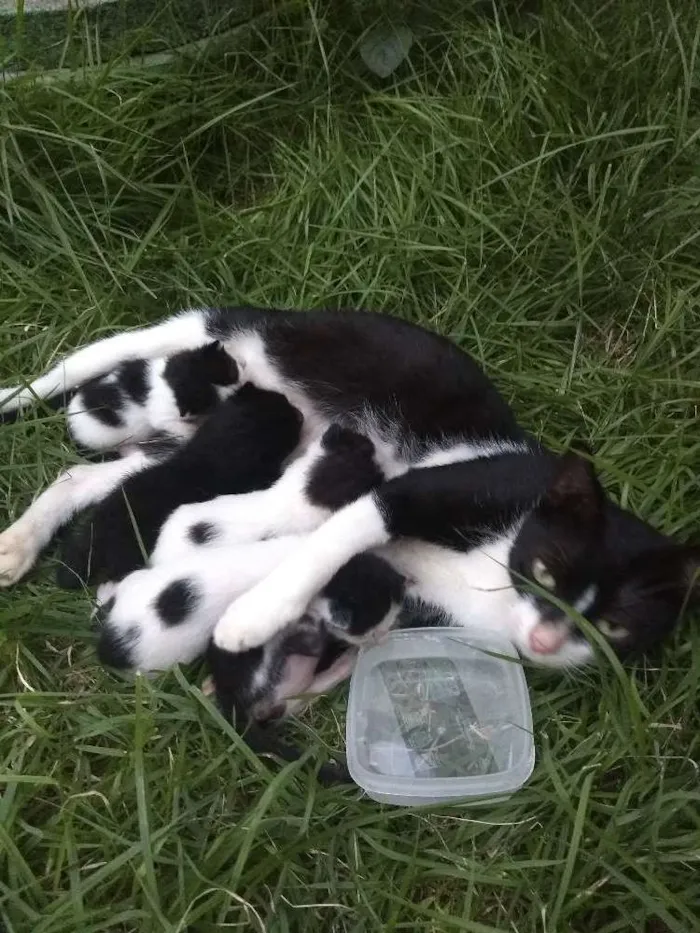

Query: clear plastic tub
[{"left": 346, "top": 627, "right": 534, "bottom": 806}]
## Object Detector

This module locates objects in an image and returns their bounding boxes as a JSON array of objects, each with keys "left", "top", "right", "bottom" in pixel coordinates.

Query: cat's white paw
[
  {"left": 213, "top": 588, "right": 303, "bottom": 654},
  {"left": 0, "top": 525, "right": 38, "bottom": 586}
]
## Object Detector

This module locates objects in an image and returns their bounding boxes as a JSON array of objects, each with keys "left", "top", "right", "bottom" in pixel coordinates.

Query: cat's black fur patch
[
  {"left": 164, "top": 342, "right": 239, "bottom": 419},
  {"left": 80, "top": 379, "right": 125, "bottom": 427},
  {"left": 57, "top": 384, "right": 302, "bottom": 586},
  {"left": 377, "top": 449, "right": 549, "bottom": 551},
  {"left": 118, "top": 359, "right": 149, "bottom": 405},
  {"left": 306, "top": 424, "right": 385, "bottom": 509},
  {"left": 188, "top": 521, "right": 219, "bottom": 546},
  {"left": 136, "top": 432, "right": 183, "bottom": 460},
  {"left": 155, "top": 579, "right": 200, "bottom": 627},
  {"left": 96, "top": 621, "right": 138, "bottom": 669},
  {"left": 207, "top": 308, "right": 524, "bottom": 452}
]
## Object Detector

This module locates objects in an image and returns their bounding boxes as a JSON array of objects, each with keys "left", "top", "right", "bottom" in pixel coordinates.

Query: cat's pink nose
[{"left": 529, "top": 624, "right": 568, "bottom": 655}]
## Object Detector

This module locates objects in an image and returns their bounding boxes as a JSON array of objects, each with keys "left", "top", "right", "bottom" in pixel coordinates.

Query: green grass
[{"left": 1, "top": 1, "right": 700, "bottom": 930}]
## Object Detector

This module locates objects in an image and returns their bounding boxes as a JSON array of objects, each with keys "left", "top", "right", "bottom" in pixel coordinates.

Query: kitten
[
  {"left": 67, "top": 341, "right": 239, "bottom": 452},
  {"left": 0, "top": 307, "right": 696, "bottom": 666},
  {"left": 97, "top": 543, "right": 404, "bottom": 783},
  {"left": 97, "top": 541, "right": 404, "bottom": 714}
]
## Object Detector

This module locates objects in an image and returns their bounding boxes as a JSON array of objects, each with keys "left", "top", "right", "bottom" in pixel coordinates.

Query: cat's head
[{"left": 508, "top": 452, "right": 698, "bottom": 667}]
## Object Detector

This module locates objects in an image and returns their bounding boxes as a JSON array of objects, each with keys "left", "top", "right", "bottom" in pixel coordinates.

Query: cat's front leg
[
  {"left": 212, "top": 458, "right": 498, "bottom": 653},
  {"left": 213, "top": 494, "right": 391, "bottom": 652}
]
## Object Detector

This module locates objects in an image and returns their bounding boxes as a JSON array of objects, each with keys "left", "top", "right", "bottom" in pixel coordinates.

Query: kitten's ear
[
  {"left": 540, "top": 451, "right": 604, "bottom": 522},
  {"left": 204, "top": 341, "right": 239, "bottom": 384}
]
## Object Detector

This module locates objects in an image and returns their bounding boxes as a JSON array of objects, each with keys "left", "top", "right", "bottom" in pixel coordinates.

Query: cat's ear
[{"left": 540, "top": 450, "right": 604, "bottom": 523}]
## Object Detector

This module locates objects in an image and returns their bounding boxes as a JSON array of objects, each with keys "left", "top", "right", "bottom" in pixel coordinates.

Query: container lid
[{"left": 346, "top": 627, "right": 534, "bottom": 802}]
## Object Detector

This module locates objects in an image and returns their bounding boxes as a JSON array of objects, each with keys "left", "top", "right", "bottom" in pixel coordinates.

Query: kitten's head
[
  {"left": 508, "top": 452, "right": 698, "bottom": 666},
  {"left": 165, "top": 342, "right": 239, "bottom": 417},
  {"left": 313, "top": 554, "right": 405, "bottom": 647},
  {"left": 195, "top": 341, "right": 240, "bottom": 388}
]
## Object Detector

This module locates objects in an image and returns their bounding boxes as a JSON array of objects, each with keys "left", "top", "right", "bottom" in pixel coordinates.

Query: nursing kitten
[
  {"left": 97, "top": 542, "right": 404, "bottom": 717},
  {"left": 97, "top": 542, "right": 404, "bottom": 783},
  {"left": 0, "top": 307, "right": 696, "bottom": 667},
  {"left": 67, "top": 341, "right": 239, "bottom": 451}
]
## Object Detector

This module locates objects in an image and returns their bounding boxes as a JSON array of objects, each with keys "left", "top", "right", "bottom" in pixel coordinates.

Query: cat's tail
[{"left": 0, "top": 309, "right": 209, "bottom": 414}]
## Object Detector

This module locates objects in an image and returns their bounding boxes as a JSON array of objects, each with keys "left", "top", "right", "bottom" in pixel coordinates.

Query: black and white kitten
[
  {"left": 67, "top": 341, "right": 238, "bottom": 451},
  {"left": 1, "top": 307, "right": 696, "bottom": 667},
  {"left": 97, "top": 541, "right": 404, "bottom": 721}
]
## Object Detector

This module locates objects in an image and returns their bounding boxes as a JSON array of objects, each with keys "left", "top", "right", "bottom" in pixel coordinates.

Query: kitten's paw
[
  {"left": 0, "top": 526, "right": 38, "bottom": 586},
  {"left": 213, "top": 588, "right": 303, "bottom": 654}
]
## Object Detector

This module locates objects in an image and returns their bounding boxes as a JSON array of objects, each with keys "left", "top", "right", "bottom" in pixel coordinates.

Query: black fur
[
  {"left": 306, "top": 424, "right": 385, "bottom": 510},
  {"left": 97, "top": 622, "right": 138, "bottom": 669},
  {"left": 155, "top": 579, "right": 200, "bottom": 627},
  {"left": 118, "top": 359, "right": 149, "bottom": 405},
  {"left": 57, "top": 384, "right": 302, "bottom": 586},
  {"left": 79, "top": 379, "right": 125, "bottom": 427},
  {"left": 377, "top": 449, "right": 550, "bottom": 549},
  {"left": 206, "top": 308, "right": 523, "bottom": 452},
  {"left": 163, "top": 342, "right": 239, "bottom": 418},
  {"left": 322, "top": 553, "right": 405, "bottom": 640},
  {"left": 188, "top": 522, "right": 219, "bottom": 546}
]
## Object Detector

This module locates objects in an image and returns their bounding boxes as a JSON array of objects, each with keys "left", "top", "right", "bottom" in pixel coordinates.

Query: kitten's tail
[{"left": 0, "top": 309, "right": 209, "bottom": 413}]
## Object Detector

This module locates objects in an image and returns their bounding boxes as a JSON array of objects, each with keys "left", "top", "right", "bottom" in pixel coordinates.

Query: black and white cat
[
  {"left": 1, "top": 306, "right": 696, "bottom": 668},
  {"left": 66, "top": 341, "right": 239, "bottom": 451}
]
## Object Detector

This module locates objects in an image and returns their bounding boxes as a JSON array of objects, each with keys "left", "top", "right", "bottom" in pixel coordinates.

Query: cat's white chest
[{"left": 384, "top": 534, "right": 526, "bottom": 639}]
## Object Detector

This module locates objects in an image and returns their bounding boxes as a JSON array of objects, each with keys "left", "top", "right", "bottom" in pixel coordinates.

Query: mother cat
[{"left": 0, "top": 306, "right": 696, "bottom": 666}]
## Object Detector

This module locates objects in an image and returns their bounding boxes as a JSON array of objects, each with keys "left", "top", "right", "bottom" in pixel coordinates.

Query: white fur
[
  {"left": 102, "top": 536, "right": 304, "bottom": 671},
  {"left": 213, "top": 495, "right": 391, "bottom": 653},
  {"left": 574, "top": 583, "right": 598, "bottom": 615},
  {"left": 0, "top": 310, "right": 209, "bottom": 413},
  {"left": 415, "top": 440, "right": 529, "bottom": 469},
  {"left": 0, "top": 452, "right": 152, "bottom": 587}
]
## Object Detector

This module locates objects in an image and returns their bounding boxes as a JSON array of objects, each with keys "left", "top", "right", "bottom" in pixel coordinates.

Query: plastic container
[{"left": 346, "top": 627, "right": 534, "bottom": 806}]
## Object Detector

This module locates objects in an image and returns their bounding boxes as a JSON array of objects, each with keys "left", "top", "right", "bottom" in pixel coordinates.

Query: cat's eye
[
  {"left": 597, "top": 620, "right": 628, "bottom": 641},
  {"left": 531, "top": 558, "right": 556, "bottom": 590}
]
